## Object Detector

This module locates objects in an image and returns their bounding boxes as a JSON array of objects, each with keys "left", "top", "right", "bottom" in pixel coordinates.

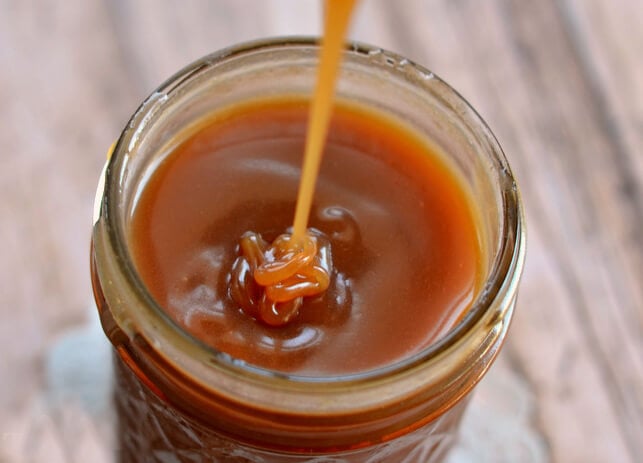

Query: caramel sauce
[
  {"left": 292, "top": 0, "right": 357, "bottom": 240},
  {"left": 129, "top": 98, "right": 482, "bottom": 375},
  {"left": 97, "top": 2, "right": 494, "bottom": 458},
  {"left": 230, "top": 0, "right": 357, "bottom": 327},
  {"left": 229, "top": 230, "right": 333, "bottom": 326}
]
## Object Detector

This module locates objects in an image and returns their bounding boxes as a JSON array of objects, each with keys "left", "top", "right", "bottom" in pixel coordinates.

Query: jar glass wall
[{"left": 91, "top": 38, "right": 526, "bottom": 463}]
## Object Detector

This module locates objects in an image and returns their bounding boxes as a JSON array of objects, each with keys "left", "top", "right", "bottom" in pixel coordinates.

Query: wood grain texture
[{"left": 0, "top": 1, "right": 640, "bottom": 462}]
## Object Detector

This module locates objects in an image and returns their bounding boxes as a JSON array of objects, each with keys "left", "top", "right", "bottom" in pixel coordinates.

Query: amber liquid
[
  {"left": 292, "top": 0, "right": 357, "bottom": 240},
  {"left": 129, "top": 97, "right": 482, "bottom": 376},
  {"left": 102, "top": 3, "right": 487, "bottom": 461},
  {"left": 224, "top": 0, "right": 357, "bottom": 327}
]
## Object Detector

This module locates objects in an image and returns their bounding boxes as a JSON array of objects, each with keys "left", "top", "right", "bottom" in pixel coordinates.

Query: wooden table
[{"left": 1, "top": 1, "right": 641, "bottom": 462}]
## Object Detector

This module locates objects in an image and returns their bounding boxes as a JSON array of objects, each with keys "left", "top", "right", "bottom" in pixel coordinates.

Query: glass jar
[{"left": 91, "top": 38, "right": 526, "bottom": 463}]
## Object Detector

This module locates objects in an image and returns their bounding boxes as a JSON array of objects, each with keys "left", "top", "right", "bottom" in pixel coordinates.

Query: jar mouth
[{"left": 98, "top": 36, "right": 525, "bottom": 385}]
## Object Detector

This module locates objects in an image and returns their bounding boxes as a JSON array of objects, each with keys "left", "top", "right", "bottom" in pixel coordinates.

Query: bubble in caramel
[{"left": 229, "top": 229, "right": 333, "bottom": 326}]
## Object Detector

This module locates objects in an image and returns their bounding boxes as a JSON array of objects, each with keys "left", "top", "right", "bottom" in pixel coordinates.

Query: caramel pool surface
[{"left": 129, "top": 98, "right": 481, "bottom": 376}]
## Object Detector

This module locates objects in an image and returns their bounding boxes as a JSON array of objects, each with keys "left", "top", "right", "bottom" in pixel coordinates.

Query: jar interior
[{"left": 105, "top": 40, "right": 515, "bottom": 381}]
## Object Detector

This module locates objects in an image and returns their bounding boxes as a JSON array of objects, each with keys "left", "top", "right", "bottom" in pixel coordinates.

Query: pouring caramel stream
[{"left": 230, "top": 0, "right": 358, "bottom": 326}]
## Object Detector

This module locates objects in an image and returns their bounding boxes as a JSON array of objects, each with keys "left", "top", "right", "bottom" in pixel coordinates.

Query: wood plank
[
  {"left": 102, "top": 0, "right": 323, "bottom": 99},
  {"left": 556, "top": 0, "right": 643, "bottom": 452},
  {"left": 0, "top": 0, "right": 134, "bottom": 414},
  {"left": 560, "top": 0, "right": 643, "bottom": 190}
]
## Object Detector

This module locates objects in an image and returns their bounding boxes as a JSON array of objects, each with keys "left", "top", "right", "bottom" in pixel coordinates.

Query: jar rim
[{"left": 98, "top": 36, "right": 526, "bottom": 386}]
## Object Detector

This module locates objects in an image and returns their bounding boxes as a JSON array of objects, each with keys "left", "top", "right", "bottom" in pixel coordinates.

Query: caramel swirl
[{"left": 229, "top": 230, "right": 333, "bottom": 326}]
